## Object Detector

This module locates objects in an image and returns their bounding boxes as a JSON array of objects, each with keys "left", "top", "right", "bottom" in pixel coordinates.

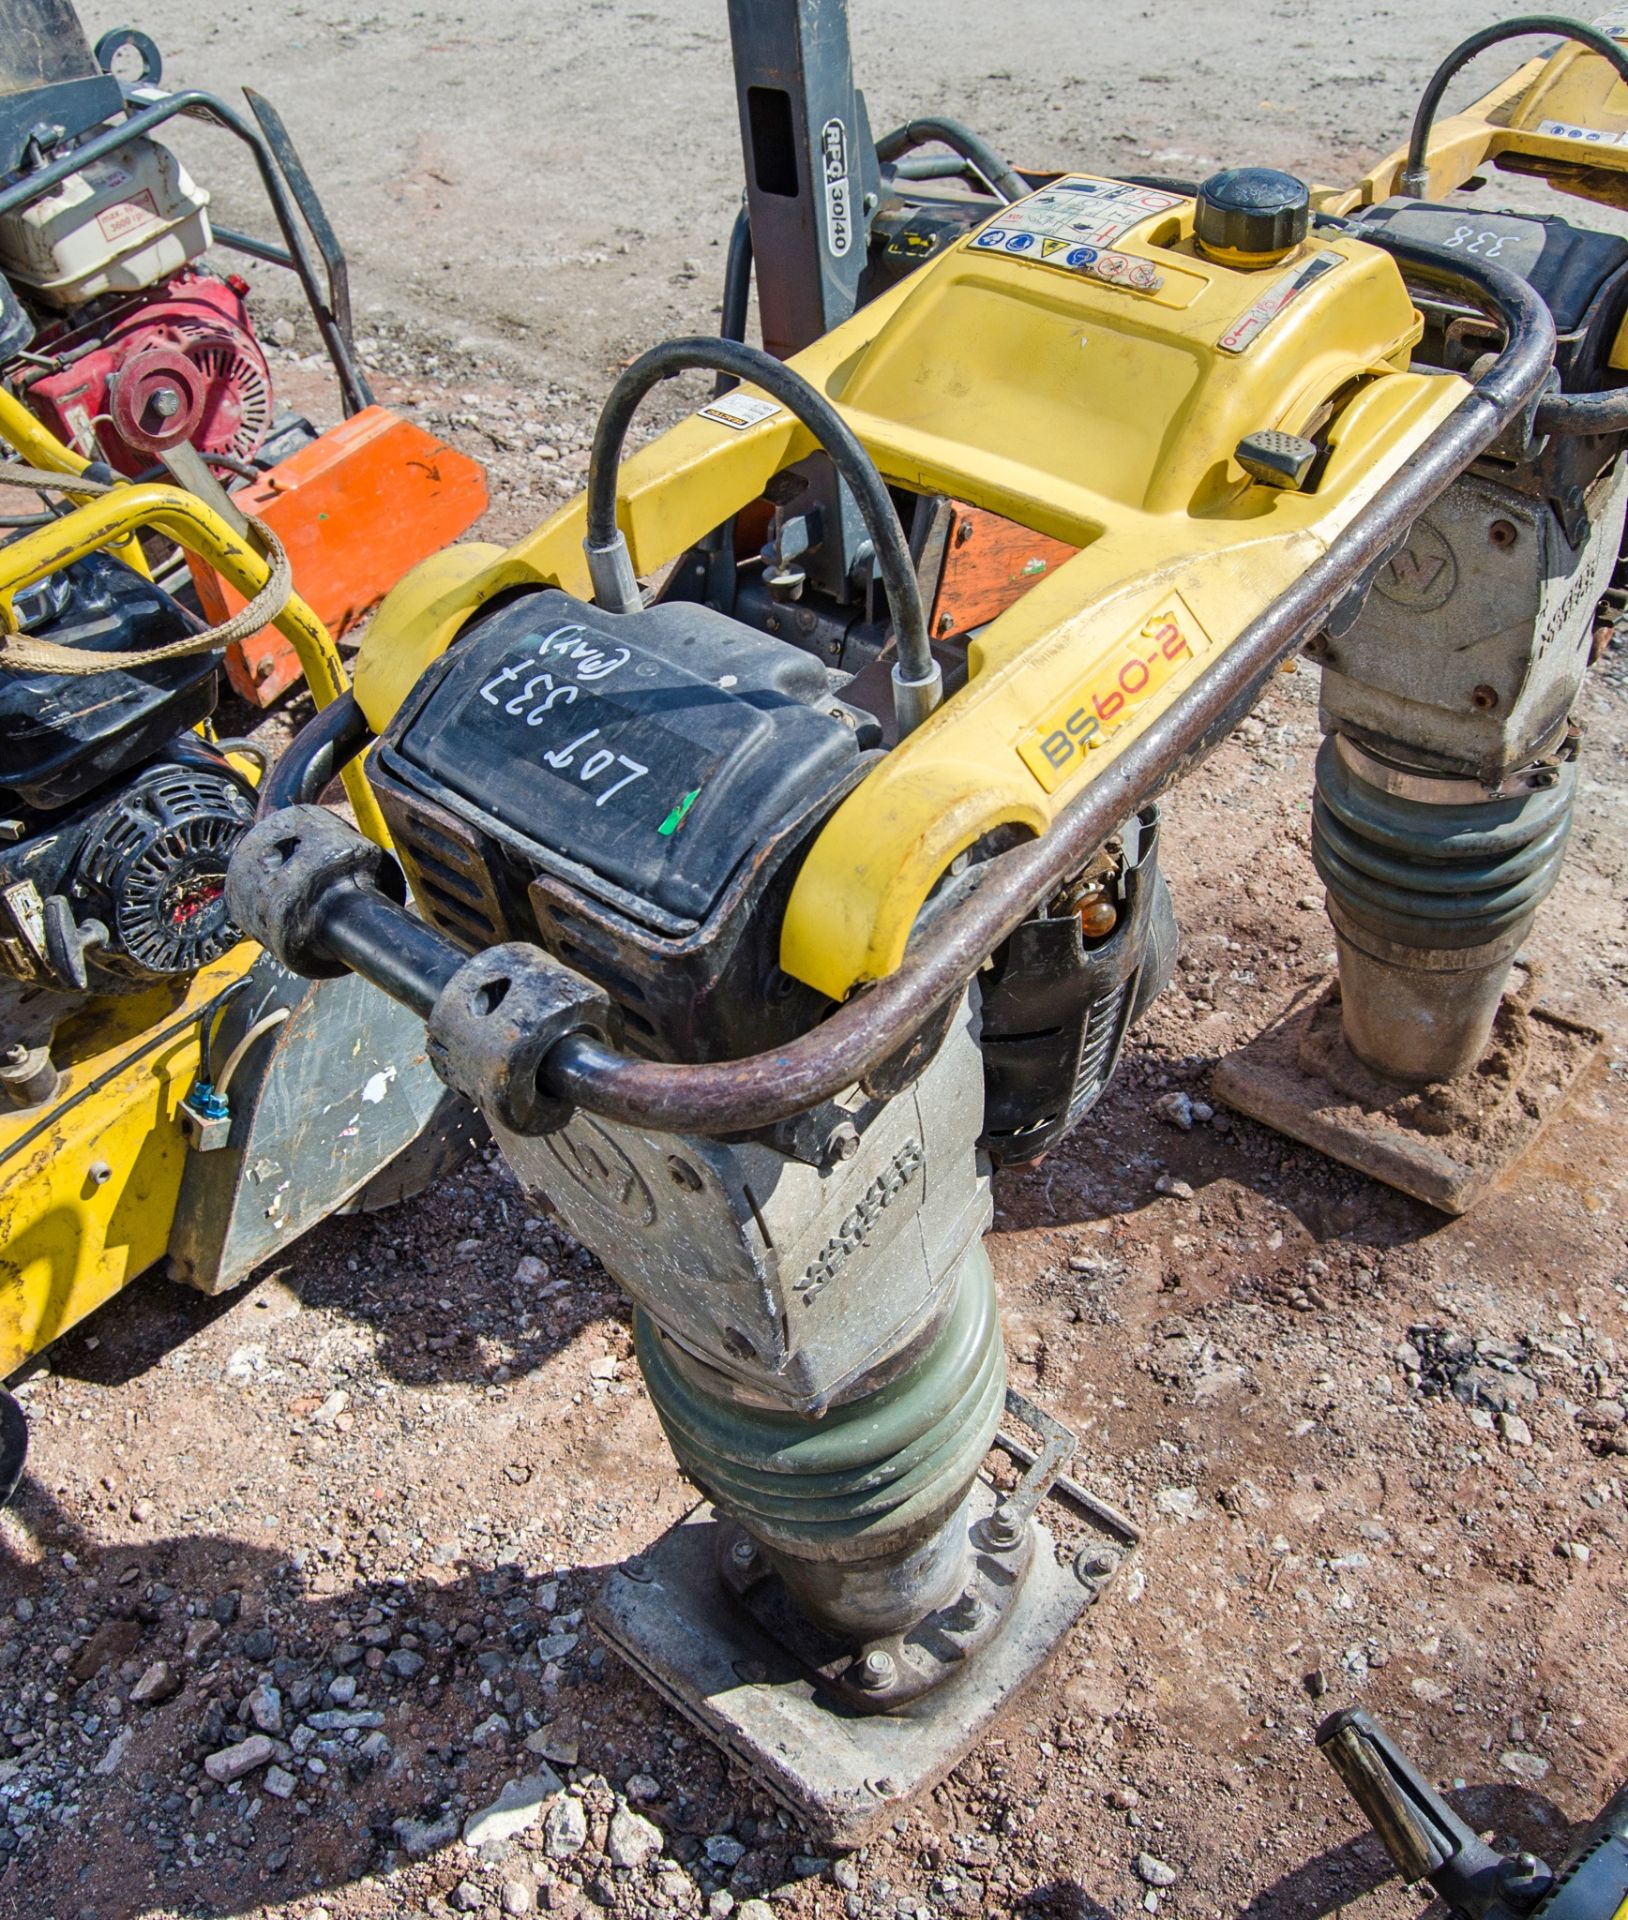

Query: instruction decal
[
  {"left": 698, "top": 392, "right": 784, "bottom": 431},
  {"left": 1535, "top": 116, "right": 1628, "bottom": 147},
  {"left": 1216, "top": 249, "right": 1343, "bottom": 353},
  {"left": 969, "top": 175, "right": 1179, "bottom": 291},
  {"left": 1019, "top": 594, "right": 1216, "bottom": 794}
]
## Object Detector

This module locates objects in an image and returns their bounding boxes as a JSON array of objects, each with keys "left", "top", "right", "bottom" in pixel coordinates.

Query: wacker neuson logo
[{"left": 797, "top": 1138, "right": 923, "bottom": 1300}]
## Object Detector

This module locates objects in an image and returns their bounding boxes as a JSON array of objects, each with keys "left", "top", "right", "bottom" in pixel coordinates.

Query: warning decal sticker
[
  {"left": 1535, "top": 116, "right": 1628, "bottom": 147},
  {"left": 698, "top": 393, "right": 784, "bottom": 431},
  {"left": 1216, "top": 249, "right": 1343, "bottom": 354},
  {"left": 969, "top": 175, "right": 1180, "bottom": 292}
]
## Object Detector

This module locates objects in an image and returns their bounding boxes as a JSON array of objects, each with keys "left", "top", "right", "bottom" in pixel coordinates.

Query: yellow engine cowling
[{"left": 350, "top": 174, "right": 1468, "bottom": 1002}]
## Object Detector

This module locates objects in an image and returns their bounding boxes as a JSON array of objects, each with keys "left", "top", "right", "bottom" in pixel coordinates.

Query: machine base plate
[
  {"left": 1213, "top": 977, "right": 1604, "bottom": 1215},
  {"left": 593, "top": 1477, "right": 1124, "bottom": 1847}
]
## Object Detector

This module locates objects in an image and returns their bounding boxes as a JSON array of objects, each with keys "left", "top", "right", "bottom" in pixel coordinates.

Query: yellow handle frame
[
  {"left": 0, "top": 479, "right": 389, "bottom": 844},
  {"left": 0, "top": 384, "right": 154, "bottom": 580}
]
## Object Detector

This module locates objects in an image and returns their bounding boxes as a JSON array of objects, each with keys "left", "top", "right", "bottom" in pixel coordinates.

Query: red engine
[{"left": 15, "top": 269, "right": 273, "bottom": 477}]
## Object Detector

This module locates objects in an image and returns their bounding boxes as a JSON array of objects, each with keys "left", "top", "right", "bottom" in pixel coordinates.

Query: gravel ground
[{"left": 6, "top": 6, "right": 1628, "bottom": 1920}]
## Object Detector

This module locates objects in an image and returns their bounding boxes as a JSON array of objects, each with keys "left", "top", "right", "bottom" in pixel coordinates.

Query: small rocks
[
  {"left": 704, "top": 1834, "right": 747, "bottom": 1868},
  {"left": 310, "top": 1389, "right": 350, "bottom": 1428},
  {"left": 71, "top": 1616, "right": 142, "bottom": 1682},
  {"left": 607, "top": 1805, "right": 664, "bottom": 1869},
  {"left": 501, "top": 1881, "right": 535, "bottom": 1916},
  {"left": 450, "top": 1878, "right": 487, "bottom": 1912},
  {"left": 1152, "top": 1091, "right": 1214, "bottom": 1131},
  {"left": 1501, "top": 1750, "right": 1552, "bottom": 1783},
  {"left": 544, "top": 1793, "right": 588, "bottom": 1858},
  {"left": 262, "top": 1764, "right": 298, "bottom": 1800},
  {"left": 203, "top": 1733, "right": 276, "bottom": 1784},
  {"left": 242, "top": 1681, "right": 283, "bottom": 1734},
  {"left": 384, "top": 1648, "right": 425, "bottom": 1679},
  {"left": 1405, "top": 1326, "right": 1541, "bottom": 1412},
  {"left": 1154, "top": 1485, "right": 1200, "bottom": 1522},
  {"left": 1498, "top": 1412, "right": 1534, "bottom": 1448},
  {"left": 306, "top": 1708, "right": 384, "bottom": 1731},
  {"left": 394, "top": 1810, "right": 460, "bottom": 1858},
  {"left": 462, "top": 1768, "right": 564, "bottom": 1850},
  {"left": 183, "top": 1618, "right": 222, "bottom": 1662},
  {"left": 327, "top": 1672, "right": 358, "bottom": 1705},
  {"left": 1153, "top": 1173, "right": 1195, "bottom": 1201},
  {"left": 129, "top": 1659, "right": 180, "bottom": 1706},
  {"left": 1136, "top": 1852, "right": 1179, "bottom": 1888}
]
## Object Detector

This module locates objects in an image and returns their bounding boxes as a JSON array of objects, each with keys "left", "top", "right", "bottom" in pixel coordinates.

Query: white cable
[{"left": 214, "top": 1007, "right": 291, "bottom": 1098}]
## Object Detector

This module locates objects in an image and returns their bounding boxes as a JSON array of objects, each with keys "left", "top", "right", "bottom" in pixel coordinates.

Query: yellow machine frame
[
  {"left": 0, "top": 482, "right": 372, "bottom": 1378},
  {"left": 353, "top": 183, "right": 1467, "bottom": 1001}
]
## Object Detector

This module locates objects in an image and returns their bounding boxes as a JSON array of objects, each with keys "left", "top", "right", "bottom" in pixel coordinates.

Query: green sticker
[{"left": 658, "top": 789, "right": 701, "bottom": 836}]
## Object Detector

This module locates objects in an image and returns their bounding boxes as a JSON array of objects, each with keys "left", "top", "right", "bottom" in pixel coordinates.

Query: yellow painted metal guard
[
  {"left": 0, "top": 953, "right": 250, "bottom": 1377},
  {"left": 354, "top": 181, "right": 1467, "bottom": 1001},
  {"left": 1326, "top": 40, "right": 1628, "bottom": 217},
  {"left": 0, "top": 482, "right": 389, "bottom": 845}
]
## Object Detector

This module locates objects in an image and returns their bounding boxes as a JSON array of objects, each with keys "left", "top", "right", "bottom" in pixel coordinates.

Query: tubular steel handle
[
  {"left": 253, "top": 240, "right": 1554, "bottom": 1137},
  {"left": 0, "top": 482, "right": 389, "bottom": 846}
]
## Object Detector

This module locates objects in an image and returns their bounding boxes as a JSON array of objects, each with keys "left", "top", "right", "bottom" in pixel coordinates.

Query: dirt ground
[{"left": 5, "top": 5, "right": 1628, "bottom": 1919}]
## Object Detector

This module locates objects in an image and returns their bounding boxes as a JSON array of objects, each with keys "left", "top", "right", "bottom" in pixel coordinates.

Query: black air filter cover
[
  {"left": 1351, "top": 198, "right": 1628, "bottom": 374},
  {"left": 378, "top": 588, "right": 866, "bottom": 931}
]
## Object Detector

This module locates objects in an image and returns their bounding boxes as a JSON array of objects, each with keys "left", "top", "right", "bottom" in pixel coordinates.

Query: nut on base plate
[
  {"left": 1213, "top": 976, "right": 1604, "bottom": 1215},
  {"left": 593, "top": 1478, "right": 1123, "bottom": 1847}
]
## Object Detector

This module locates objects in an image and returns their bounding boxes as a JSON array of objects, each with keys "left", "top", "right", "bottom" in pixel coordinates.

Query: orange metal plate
[
  {"left": 187, "top": 404, "right": 488, "bottom": 706},
  {"left": 930, "top": 502, "right": 1077, "bottom": 637}
]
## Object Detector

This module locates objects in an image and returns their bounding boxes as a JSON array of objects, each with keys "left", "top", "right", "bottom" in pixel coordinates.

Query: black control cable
[
  {"left": 875, "top": 116, "right": 1026, "bottom": 203},
  {"left": 1403, "top": 16, "right": 1628, "bottom": 195},
  {"left": 582, "top": 335, "right": 940, "bottom": 734}
]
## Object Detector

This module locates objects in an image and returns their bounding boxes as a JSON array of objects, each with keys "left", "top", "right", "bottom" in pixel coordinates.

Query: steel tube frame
[{"left": 0, "top": 85, "right": 373, "bottom": 414}]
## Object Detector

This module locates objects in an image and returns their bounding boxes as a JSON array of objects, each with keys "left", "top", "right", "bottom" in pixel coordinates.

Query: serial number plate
[{"left": 1018, "top": 595, "right": 1215, "bottom": 793}]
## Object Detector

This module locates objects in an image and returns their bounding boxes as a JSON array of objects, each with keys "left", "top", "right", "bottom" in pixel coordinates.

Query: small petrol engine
[
  {"left": 0, "top": 552, "right": 254, "bottom": 1064},
  {"left": 0, "top": 24, "right": 275, "bottom": 477}
]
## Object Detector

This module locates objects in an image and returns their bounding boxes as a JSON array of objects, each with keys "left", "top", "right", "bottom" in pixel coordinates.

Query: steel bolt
[
  {"left": 856, "top": 1648, "right": 895, "bottom": 1690},
  {"left": 88, "top": 1160, "right": 112, "bottom": 1186},
  {"left": 730, "top": 1537, "right": 759, "bottom": 1570},
  {"left": 1471, "top": 683, "right": 1500, "bottom": 711},
  {"left": 152, "top": 386, "right": 183, "bottom": 420},
  {"left": 983, "top": 1507, "right": 1022, "bottom": 1550},
  {"left": 1488, "top": 518, "right": 1518, "bottom": 549},
  {"left": 945, "top": 1588, "right": 984, "bottom": 1632},
  {"left": 1074, "top": 1546, "right": 1119, "bottom": 1584},
  {"left": 621, "top": 1555, "right": 653, "bottom": 1584}
]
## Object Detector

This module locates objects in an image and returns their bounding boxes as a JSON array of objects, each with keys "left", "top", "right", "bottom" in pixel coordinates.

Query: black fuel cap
[{"left": 1195, "top": 167, "right": 1310, "bottom": 261}]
